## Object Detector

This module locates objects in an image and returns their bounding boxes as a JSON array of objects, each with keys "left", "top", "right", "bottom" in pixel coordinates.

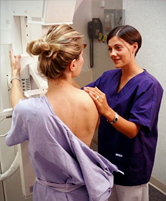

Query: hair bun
[
  {"left": 42, "top": 43, "right": 60, "bottom": 60},
  {"left": 27, "top": 24, "right": 83, "bottom": 80}
]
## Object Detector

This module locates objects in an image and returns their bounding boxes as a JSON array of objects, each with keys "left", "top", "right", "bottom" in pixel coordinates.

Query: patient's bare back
[{"left": 47, "top": 87, "right": 99, "bottom": 147}]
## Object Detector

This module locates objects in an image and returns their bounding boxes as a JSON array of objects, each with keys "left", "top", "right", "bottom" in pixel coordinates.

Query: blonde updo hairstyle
[{"left": 26, "top": 24, "right": 83, "bottom": 79}]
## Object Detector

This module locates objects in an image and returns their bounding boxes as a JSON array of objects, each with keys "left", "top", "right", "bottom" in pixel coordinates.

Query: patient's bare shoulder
[
  {"left": 76, "top": 89, "right": 97, "bottom": 110},
  {"left": 73, "top": 89, "right": 99, "bottom": 146},
  {"left": 75, "top": 89, "right": 99, "bottom": 124}
]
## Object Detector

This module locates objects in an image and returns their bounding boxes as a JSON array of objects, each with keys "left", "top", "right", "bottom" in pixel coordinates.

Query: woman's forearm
[
  {"left": 9, "top": 51, "right": 26, "bottom": 108},
  {"left": 105, "top": 108, "right": 141, "bottom": 139},
  {"left": 10, "top": 78, "right": 26, "bottom": 108}
]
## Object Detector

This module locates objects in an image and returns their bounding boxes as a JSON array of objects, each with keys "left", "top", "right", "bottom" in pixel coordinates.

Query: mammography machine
[{"left": 0, "top": 1, "right": 85, "bottom": 200}]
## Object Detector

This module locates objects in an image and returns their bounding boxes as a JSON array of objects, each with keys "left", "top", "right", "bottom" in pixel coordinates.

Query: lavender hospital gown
[{"left": 6, "top": 95, "right": 119, "bottom": 201}]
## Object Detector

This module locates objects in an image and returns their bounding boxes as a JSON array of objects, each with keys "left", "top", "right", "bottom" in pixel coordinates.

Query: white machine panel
[
  {"left": 28, "top": 0, "right": 77, "bottom": 25},
  {"left": 11, "top": 0, "right": 44, "bottom": 17}
]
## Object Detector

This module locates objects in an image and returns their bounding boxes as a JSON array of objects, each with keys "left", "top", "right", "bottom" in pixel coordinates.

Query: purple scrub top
[
  {"left": 87, "top": 69, "right": 163, "bottom": 186},
  {"left": 6, "top": 95, "right": 119, "bottom": 201}
]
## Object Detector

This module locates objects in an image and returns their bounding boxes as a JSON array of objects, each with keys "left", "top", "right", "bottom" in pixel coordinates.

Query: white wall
[{"left": 123, "top": 0, "right": 166, "bottom": 189}]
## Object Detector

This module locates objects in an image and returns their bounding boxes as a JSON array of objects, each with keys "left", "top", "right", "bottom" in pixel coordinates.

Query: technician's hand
[
  {"left": 84, "top": 87, "right": 110, "bottom": 116},
  {"left": 9, "top": 49, "right": 21, "bottom": 77}
]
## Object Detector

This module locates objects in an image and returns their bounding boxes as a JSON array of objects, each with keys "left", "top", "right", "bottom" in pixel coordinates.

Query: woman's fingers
[
  {"left": 9, "top": 49, "right": 21, "bottom": 77},
  {"left": 9, "top": 49, "right": 21, "bottom": 71},
  {"left": 84, "top": 87, "right": 99, "bottom": 102},
  {"left": 84, "top": 86, "right": 104, "bottom": 109},
  {"left": 9, "top": 49, "right": 15, "bottom": 67},
  {"left": 84, "top": 86, "right": 100, "bottom": 94},
  {"left": 84, "top": 86, "right": 110, "bottom": 115},
  {"left": 15, "top": 55, "right": 21, "bottom": 70},
  {"left": 84, "top": 87, "right": 103, "bottom": 100}
]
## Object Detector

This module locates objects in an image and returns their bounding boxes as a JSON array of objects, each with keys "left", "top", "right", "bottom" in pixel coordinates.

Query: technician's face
[{"left": 107, "top": 36, "right": 135, "bottom": 68}]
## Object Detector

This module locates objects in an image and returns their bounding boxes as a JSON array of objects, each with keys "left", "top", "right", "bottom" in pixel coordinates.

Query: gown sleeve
[{"left": 6, "top": 100, "right": 29, "bottom": 146}]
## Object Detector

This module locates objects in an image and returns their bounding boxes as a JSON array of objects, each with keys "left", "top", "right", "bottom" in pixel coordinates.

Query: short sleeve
[
  {"left": 6, "top": 100, "right": 29, "bottom": 146},
  {"left": 129, "top": 80, "right": 163, "bottom": 131}
]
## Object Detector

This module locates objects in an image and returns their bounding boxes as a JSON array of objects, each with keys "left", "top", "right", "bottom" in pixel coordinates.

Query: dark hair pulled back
[{"left": 107, "top": 25, "right": 142, "bottom": 55}]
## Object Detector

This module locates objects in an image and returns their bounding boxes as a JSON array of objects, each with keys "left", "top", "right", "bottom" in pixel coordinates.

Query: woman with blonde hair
[{"left": 6, "top": 24, "right": 118, "bottom": 201}]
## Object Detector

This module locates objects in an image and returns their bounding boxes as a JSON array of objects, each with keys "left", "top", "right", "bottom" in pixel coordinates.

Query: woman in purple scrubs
[{"left": 84, "top": 25, "right": 163, "bottom": 201}]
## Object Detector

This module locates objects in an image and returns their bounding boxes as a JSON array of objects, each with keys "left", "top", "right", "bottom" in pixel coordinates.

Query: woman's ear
[
  {"left": 132, "top": 42, "right": 138, "bottom": 54},
  {"left": 69, "top": 59, "right": 76, "bottom": 72}
]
